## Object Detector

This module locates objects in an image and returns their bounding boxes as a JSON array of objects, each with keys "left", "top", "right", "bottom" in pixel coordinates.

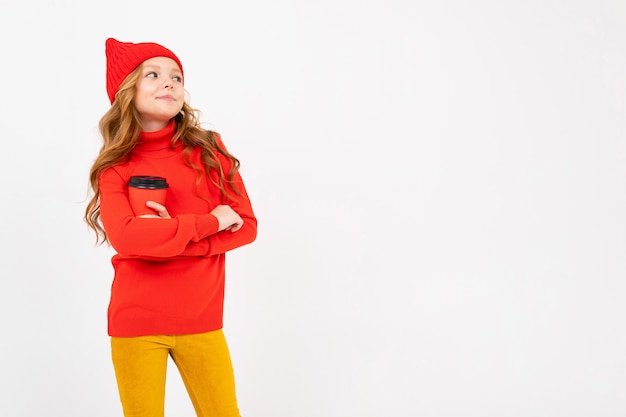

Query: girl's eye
[
  {"left": 146, "top": 72, "right": 158, "bottom": 78},
  {"left": 173, "top": 75, "right": 182, "bottom": 82}
]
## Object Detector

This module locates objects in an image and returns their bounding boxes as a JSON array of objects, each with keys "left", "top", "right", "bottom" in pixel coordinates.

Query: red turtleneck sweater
[{"left": 98, "top": 122, "right": 257, "bottom": 337}]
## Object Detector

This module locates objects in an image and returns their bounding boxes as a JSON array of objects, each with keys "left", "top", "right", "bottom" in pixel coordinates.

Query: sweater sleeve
[
  {"left": 205, "top": 135, "right": 258, "bottom": 256},
  {"left": 99, "top": 167, "right": 219, "bottom": 259}
]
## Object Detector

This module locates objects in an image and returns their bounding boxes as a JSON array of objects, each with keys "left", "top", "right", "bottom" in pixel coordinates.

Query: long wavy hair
[{"left": 84, "top": 63, "right": 241, "bottom": 246}]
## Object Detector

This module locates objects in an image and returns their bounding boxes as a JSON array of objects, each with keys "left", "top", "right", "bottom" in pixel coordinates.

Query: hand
[
  {"left": 138, "top": 201, "right": 172, "bottom": 219},
  {"left": 210, "top": 204, "right": 244, "bottom": 232}
]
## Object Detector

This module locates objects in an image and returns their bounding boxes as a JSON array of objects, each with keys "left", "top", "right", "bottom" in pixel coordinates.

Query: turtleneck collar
[{"left": 133, "top": 120, "right": 177, "bottom": 154}]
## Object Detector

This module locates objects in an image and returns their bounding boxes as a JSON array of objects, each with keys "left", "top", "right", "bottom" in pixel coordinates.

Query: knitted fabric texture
[{"left": 105, "top": 37, "right": 184, "bottom": 103}]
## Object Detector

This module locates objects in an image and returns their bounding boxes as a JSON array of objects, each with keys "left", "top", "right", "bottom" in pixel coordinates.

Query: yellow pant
[{"left": 111, "top": 330, "right": 241, "bottom": 417}]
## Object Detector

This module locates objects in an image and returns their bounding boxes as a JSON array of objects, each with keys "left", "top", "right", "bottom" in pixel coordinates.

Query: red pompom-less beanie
[{"left": 105, "top": 37, "right": 184, "bottom": 104}]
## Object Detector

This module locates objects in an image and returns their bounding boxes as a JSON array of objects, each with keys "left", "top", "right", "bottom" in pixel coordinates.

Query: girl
[{"left": 85, "top": 38, "right": 257, "bottom": 417}]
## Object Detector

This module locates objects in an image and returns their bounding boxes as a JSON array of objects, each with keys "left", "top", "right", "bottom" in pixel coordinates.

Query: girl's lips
[{"left": 157, "top": 95, "right": 175, "bottom": 101}]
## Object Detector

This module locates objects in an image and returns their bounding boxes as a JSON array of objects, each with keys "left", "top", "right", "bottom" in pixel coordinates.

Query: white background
[{"left": 1, "top": 0, "right": 625, "bottom": 416}]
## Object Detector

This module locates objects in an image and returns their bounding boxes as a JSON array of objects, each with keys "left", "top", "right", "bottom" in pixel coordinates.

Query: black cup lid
[{"left": 128, "top": 176, "right": 169, "bottom": 189}]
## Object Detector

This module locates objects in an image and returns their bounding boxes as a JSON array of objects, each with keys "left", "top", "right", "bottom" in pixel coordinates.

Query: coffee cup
[{"left": 127, "top": 176, "right": 169, "bottom": 216}]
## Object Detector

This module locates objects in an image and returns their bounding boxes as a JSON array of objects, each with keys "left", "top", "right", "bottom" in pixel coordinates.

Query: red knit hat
[{"left": 105, "top": 37, "right": 184, "bottom": 104}]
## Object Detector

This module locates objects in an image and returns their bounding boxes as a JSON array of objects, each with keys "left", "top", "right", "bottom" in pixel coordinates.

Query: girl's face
[{"left": 134, "top": 57, "right": 184, "bottom": 132}]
